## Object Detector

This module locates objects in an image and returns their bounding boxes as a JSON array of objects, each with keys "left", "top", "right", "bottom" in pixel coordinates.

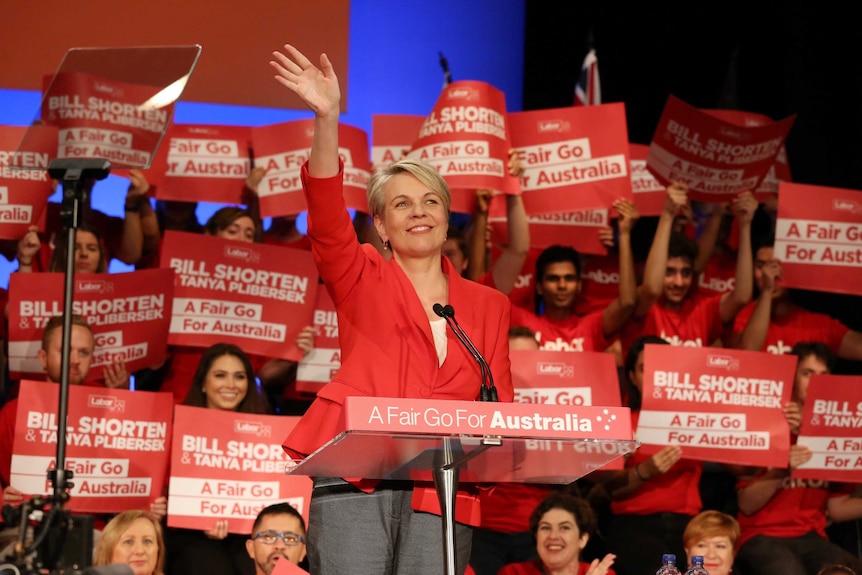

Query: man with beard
[{"left": 246, "top": 503, "right": 307, "bottom": 574}]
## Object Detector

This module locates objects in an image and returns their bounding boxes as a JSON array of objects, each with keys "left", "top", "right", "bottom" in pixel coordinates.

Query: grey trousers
[{"left": 308, "top": 478, "right": 472, "bottom": 575}]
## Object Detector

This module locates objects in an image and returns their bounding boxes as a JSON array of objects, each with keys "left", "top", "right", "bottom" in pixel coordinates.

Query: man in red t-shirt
[
  {"left": 734, "top": 342, "right": 862, "bottom": 575},
  {"left": 622, "top": 183, "right": 756, "bottom": 355},
  {"left": 731, "top": 242, "right": 862, "bottom": 359},
  {"left": 508, "top": 200, "right": 640, "bottom": 353}
]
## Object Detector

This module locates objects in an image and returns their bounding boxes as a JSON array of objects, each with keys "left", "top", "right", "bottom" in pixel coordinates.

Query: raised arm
[
  {"left": 601, "top": 199, "right": 639, "bottom": 337},
  {"left": 718, "top": 191, "right": 756, "bottom": 323},
  {"left": 694, "top": 203, "right": 728, "bottom": 274},
  {"left": 271, "top": 44, "right": 341, "bottom": 177},
  {"left": 737, "top": 444, "right": 811, "bottom": 515},
  {"left": 737, "top": 260, "right": 780, "bottom": 351},
  {"left": 114, "top": 169, "right": 151, "bottom": 264},
  {"left": 634, "top": 182, "right": 688, "bottom": 319}
]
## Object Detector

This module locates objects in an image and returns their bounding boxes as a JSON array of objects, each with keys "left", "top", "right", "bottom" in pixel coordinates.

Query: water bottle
[
  {"left": 685, "top": 555, "right": 709, "bottom": 575},
  {"left": 656, "top": 554, "right": 681, "bottom": 575}
]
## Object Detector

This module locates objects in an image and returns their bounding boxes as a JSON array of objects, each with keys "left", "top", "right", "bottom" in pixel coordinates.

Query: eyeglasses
[{"left": 251, "top": 530, "right": 304, "bottom": 546}]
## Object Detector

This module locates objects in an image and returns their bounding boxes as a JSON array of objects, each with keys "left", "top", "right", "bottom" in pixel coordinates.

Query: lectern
[{"left": 287, "top": 396, "right": 638, "bottom": 575}]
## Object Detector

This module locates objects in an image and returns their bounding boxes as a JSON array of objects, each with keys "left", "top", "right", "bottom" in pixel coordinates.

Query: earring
[{"left": 383, "top": 240, "right": 391, "bottom": 250}]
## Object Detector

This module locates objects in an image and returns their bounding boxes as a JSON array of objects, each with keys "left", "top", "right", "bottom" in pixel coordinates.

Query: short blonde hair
[
  {"left": 94, "top": 510, "right": 165, "bottom": 575},
  {"left": 683, "top": 510, "right": 740, "bottom": 550},
  {"left": 367, "top": 158, "right": 451, "bottom": 218}
]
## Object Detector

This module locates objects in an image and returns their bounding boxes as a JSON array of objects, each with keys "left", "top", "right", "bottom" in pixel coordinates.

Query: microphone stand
[{"left": 6, "top": 158, "right": 110, "bottom": 574}]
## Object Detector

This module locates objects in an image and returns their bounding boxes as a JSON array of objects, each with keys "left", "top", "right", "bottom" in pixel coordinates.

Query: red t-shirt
[
  {"left": 510, "top": 306, "right": 609, "bottom": 352},
  {"left": 731, "top": 303, "right": 849, "bottom": 355},
  {"left": 736, "top": 473, "right": 850, "bottom": 545},
  {"left": 613, "top": 411, "right": 703, "bottom": 516},
  {"left": 694, "top": 251, "right": 736, "bottom": 297},
  {"left": 622, "top": 293, "right": 724, "bottom": 356},
  {"left": 478, "top": 483, "right": 552, "bottom": 533},
  {"left": 576, "top": 255, "right": 620, "bottom": 316}
]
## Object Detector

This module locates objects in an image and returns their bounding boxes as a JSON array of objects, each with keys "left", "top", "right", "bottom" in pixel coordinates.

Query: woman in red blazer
[{"left": 271, "top": 45, "right": 513, "bottom": 575}]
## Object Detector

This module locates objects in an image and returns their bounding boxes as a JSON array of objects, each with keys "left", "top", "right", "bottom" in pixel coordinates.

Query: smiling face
[
  {"left": 203, "top": 354, "right": 249, "bottom": 411},
  {"left": 686, "top": 535, "right": 733, "bottom": 575},
  {"left": 111, "top": 518, "right": 159, "bottom": 575},
  {"left": 663, "top": 256, "right": 694, "bottom": 305},
  {"left": 373, "top": 173, "right": 448, "bottom": 259},
  {"left": 535, "top": 508, "right": 588, "bottom": 572}
]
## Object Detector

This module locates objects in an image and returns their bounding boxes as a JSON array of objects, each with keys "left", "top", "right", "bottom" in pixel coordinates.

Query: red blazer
[{"left": 284, "top": 164, "right": 514, "bottom": 462}]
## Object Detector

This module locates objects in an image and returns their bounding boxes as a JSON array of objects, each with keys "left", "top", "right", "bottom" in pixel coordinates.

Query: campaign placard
[
  {"left": 162, "top": 231, "right": 318, "bottom": 361},
  {"left": 638, "top": 345, "right": 794, "bottom": 467},
  {"left": 156, "top": 124, "right": 252, "bottom": 203},
  {"left": 253, "top": 120, "right": 370, "bottom": 217},
  {"left": 795, "top": 375, "right": 862, "bottom": 482},
  {"left": 371, "top": 114, "right": 425, "bottom": 173},
  {"left": 168, "top": 406, "right": 312, "bottom": 534},
  {"left": 629, "top": 143, "right": 666, "bottom": 217},
  {"left": 7, "top": 269, "right": 174, "bottom": 380},
  {"left": 509, "top": 104, "right": 631, "bottom": 215},
  {"left": 704, "top": 109, "right": 792, "bottom": 196},
  {"left": 10, "top": 380, "right": 172, "bottom": 513},
  {"left": 42, "top": 72, "right": 174, "bottom": 168},
  {"left": 488, "top": 193, "right": 608, "bottom": 254},
  {"left": 0, "top": 125, "right": 56, "bottom": 239},
  {"left": 774, "top": 182, "right": 862, "bottom": 296},
  {"left": 646, "top": 96, "right": 795, "bottom": 202},
  {"left": 295, "top": 288, "right": 340, "bottom": 395},
  {"left": 408, "top": 81, "right": 515, "bottom": 213},
  {"left": 511, "top": 350, "right": 625, "bottom": 470}
]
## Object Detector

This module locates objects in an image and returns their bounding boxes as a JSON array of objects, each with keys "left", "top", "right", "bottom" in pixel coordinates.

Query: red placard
[
  {"left": 167, "top": 406, "right": 312, "bottom": 534},
  {"left": 509, "top": 104, "right": 632, "bottom": 214},
  {"left": 704, "top": 109, "right": 792, "bottom": 195},
  {"left": 408, "top": 81, "right": 515, "bottom": 213},
  {"left": 0, "top": 125, "right": 55, "bottom": 239},
  {"left": 7, "top": 269, "right": 174, "bottom": 380},
  {"left": 42, "top": 72, "right": 174, "bottom": 168},
  {"left": 488, "top": 193, "right": 608, "bottom": 254},
  {"left": 629, "top": 143, "right": 666, "bottom": 216},
  {"left": 156, "top": 124, "right": 252, "bottom": 203},
  {"left": 774, "top": 182, "right": 862, "bottom": 296},
  {"left": 295, "top": 289, "right": 340, "bottom": 396},
  {"left": 161, "top": 231, "right": 318, "bottom": 361},
  {"left": 253, "top": 120, "right": 370, "bottom": 217},
  {"left": 510, "top": 350, "right": 621, "bottom": 406},
  {"left": 638, "top": 345, "right": 794, "bottom": 467},
  {"left": 10, "top": 380, "right": 172, "bottom": 513},
  {"left": 795, "top": 375, "right": 862, "bottom": 482},
  {"left": 646, "top": 96, "right": 795, "bottom": 202},
  {"left": 371, "top": 114, "right": 425, "bottom": 173}
]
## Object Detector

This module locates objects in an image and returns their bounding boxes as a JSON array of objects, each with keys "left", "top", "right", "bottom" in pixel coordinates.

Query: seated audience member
[
  {"left": 498, "top": 492, "right": 616, "bottom": 575},
  {"left": 733, "top": 240, "right": 862, "bottom": 360},
  {"left": 246, "top": 503, "right": 307, "bottom": 574},
  {"left": 163, "top": 343, "right": 270, "bottom": 575},
  {"left": 506, "top": 199, "right": 639, "bottom": 352},
  {"left": 733, "top": 342, "right": 862, "bottom": 575},
  {"left": 94, "top": 509, "right": 165, "bottom": 575},
  {"left": 622, "top": 183, "right": 756, "bottom": 355},
  {"left": 597, "top": 335, "right": 703, "bottom": 575},
  {"left": 683, "top": 510, "right": 740, "bottom": 575}
]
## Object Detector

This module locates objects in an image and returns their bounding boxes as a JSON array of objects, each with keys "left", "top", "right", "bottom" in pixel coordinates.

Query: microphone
[{"left": 433, "top": 303, "right": 497, "bottom": 402}]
